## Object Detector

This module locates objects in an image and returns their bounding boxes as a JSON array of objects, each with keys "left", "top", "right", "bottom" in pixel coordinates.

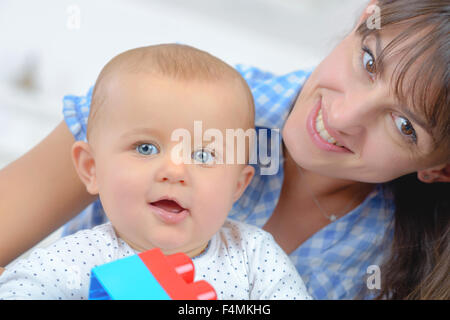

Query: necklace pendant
[{"left": 329, "top": 214, "right": 337, "bottom": 222}]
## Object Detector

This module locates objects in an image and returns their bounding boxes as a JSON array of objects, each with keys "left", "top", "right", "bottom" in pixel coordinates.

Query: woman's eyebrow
[
  {"left": 372, "top": 32, "right": 384, "bottom": 79},
  {"left": 398, "top": 104, "right": 432, "bottom": 131},
  {"left": 375, "top": 33, "right": 382, "bottom": 64},
  {"left": 370, "top": 33, "right": 432, "bottom": 132},
  {"left": 361, "top": 32, "right": 387, "bottom": 81}
]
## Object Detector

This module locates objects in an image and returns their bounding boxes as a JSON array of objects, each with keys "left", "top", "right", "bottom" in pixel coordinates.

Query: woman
[{"left": 0, "top": 0, "right": 448, "bottom": 299}]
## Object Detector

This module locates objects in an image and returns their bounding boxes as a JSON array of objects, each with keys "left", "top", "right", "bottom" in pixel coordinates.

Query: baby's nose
[
  {"left": 155, "top": 160, "right": 188, "bottom": 185},
  {"left": 160, "top": 176, "right": 186, "bottom": 184}
]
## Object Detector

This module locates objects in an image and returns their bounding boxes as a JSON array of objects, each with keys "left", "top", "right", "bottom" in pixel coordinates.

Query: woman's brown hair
[
  {"left": 355, "top": 0, "right": 449, "bottom": 299},
  {"left": 356, "top": 0, "right": 449, "bottom": 154},
  {"left": 406, "top": 225, "right": 449, "bottom": 299}
]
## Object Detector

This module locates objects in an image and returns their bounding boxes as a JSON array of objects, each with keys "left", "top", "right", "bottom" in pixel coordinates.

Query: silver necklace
[{"left": 297, "top": 167, "right": 363, "bottom": 222}]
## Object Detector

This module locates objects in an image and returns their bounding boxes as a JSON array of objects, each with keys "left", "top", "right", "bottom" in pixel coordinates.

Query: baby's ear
[
  {"left": 71, "top": 141, "right": 99, "bottom": 195},
  {"left": 232, "top": 165, "right": 255, "bottom": 202}
]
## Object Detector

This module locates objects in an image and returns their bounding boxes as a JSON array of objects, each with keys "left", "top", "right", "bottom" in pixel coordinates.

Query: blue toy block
[{"left": 88, "top": 248, "right": 216, "bottom": 300}]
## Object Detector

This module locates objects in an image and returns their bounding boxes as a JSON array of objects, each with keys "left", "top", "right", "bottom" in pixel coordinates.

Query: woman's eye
[
  {"left": 136, "top": 143, "right": 158, "bottom": 155},
  {"left": 362, "top": 47, "right": 377, "bottom": 77},
  {"left": 192, "top": 149, "right": 215, "bottom": 164},
  {"left": 393, "top": 115, "right": 417, "bottom": 144}
]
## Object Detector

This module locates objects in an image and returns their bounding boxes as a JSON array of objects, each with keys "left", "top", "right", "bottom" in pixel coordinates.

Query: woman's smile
[{"left": 306, "top": 96, "right": 353, "bottom": 154}]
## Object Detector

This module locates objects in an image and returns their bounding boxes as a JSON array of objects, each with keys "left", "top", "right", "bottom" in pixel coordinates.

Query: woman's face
[{"left": 283, "top": 21, "right": 444, "bottom": 183}]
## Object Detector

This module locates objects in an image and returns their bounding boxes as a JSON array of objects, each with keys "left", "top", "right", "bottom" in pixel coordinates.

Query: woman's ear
[
  {"left": 417, "top": 163, "right": 450, "bottom": 183},
  {"left": 71, "top": 141, "right": 99, "bottom": 195},
  {"left": 232, "top": 165, "right": 255, "bottom": 202}
]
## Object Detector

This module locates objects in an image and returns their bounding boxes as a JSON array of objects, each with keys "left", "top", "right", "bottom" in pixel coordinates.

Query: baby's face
[{"left": 86, "top": 73, "right": 254, "bottom": 257}]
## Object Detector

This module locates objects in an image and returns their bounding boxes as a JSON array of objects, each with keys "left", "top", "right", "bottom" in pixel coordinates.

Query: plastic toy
[{"left": 89, "top": 248, "right": 217, "bottom": 300}]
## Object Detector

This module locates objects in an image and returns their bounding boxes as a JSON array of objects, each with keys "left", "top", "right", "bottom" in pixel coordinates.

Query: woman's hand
[
  {"left": 0, "top": 267, "right": 4, "bottom": 276},
  {"left": 0, "top": 121, "right": 97, "bottom": 266}
]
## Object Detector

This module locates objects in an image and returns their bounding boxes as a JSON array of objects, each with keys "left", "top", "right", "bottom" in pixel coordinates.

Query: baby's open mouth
[{"left": 150, "top": 199, "right": 185, "bottom": 214}]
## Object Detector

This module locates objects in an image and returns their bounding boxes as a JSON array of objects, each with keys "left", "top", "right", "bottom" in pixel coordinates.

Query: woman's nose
[{"left": 325, "top": 92, "right": 373, "bottom": 136}]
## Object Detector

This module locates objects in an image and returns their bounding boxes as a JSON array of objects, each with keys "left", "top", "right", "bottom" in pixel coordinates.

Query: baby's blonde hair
[{"left": 87, "top": 43, "right": 255, "bottom": 140}]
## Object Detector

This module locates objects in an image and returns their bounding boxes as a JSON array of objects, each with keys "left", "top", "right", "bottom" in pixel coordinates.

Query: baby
[{"left": 0, "top": 44, "right": 311, "bottom": 300}]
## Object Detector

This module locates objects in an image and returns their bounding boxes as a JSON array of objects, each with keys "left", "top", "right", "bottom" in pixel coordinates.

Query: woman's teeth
[{"left": 315, "top": 108, "right": 344, "bottom": 147}]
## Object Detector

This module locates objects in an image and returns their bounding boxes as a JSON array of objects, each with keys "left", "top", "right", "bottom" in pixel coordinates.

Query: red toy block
[
  {"left": 89, "top": 248, "right": 216, "bottom": 300},
  {"left": 139, "top": 248, "right": 216, "bottom": 300}
]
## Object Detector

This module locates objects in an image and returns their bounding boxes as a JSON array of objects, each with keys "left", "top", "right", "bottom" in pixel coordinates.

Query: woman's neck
[{"left": 263, "top": 145, "right": 376, "bottom": 253}]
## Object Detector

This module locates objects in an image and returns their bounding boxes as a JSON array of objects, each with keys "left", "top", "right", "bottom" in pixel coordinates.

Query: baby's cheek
[
  {"left": 99, "top": 167, "right": 143, "bottom": 217},
  {"left": 195, "top": 182, "right": 234, "bottom": 224}
]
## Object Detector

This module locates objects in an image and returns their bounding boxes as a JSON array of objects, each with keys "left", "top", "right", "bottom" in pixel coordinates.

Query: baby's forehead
[
  {"left": 88, "top": 46, "right": 255, "bottom": 148},
  {"left": 103, "top": 72, "right": 253, "bottom": 128}
]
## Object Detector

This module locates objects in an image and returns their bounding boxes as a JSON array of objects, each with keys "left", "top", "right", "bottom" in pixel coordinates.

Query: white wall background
[
  {"left": 0, "top": 0, "right": 366, "bottom": 169},
  {"left": 1, "top": 0, "right": 368, "bottom": 265}
]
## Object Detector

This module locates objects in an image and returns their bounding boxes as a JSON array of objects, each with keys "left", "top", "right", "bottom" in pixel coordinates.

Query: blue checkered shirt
[{"left": 62, "top": 65, "right": 394, "bottom": 300}]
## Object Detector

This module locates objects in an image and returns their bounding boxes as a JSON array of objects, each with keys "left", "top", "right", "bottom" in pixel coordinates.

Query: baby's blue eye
[
  {"left": 192, "top": 149, "right": 215, "bottom": 164},
  {"left": 136, "top": 143, "right": 158, "bottom": 155}
]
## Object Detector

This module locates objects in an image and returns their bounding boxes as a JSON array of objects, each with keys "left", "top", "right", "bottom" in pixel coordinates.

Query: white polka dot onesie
[{"left": 0, "top": 219, "right": 312, "bottom": 300}]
